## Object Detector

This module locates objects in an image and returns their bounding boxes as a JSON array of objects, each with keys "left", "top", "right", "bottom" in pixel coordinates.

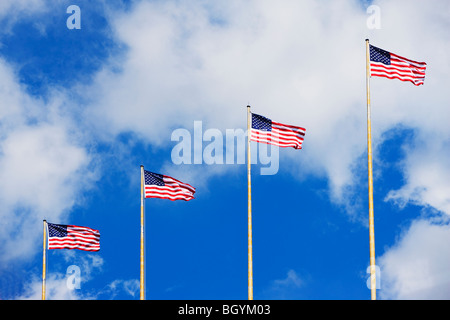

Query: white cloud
[
  {"left": 0, "top": 0, "right": 47, "bottom": 19},
  {"left": 385, "top": 134, "right": 450, "bottom": 216},
  {"left": 16, "top": 275, "right": 140, "bottom": 300},
  {"left": 0, "top": 57, "right": 97, "bottom": 264},
  {"left": 16, "top": 253, "right": 108, "bottom": 300},
  {"left": 0, "top": 125, "right": 89, "bottom": 211},
  {"left": 262, "top": 269, "right": 305, "bottom": 299},
  {"left": 0, "top": 0, "right": 49, "bottom": 36},
  {"left": 0, "top": 124, "right": 91, "bottom": 262},
  {"left": 100, "top": 279, "right": 140, "bottom": 299},
  {"left": 379, "top": 219, "right": 450, "bottom": 299},
  {"left": 18, "top": 273, "right": 81, "bottom": 300}
]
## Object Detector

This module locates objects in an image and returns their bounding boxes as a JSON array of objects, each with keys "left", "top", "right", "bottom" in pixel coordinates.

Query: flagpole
[
  {"left": 247, "top": 105, "right": 253, "bottom": 300},
  {"left": 365, "top": 39, "right": 377, "bottom": 300},
  {"left": 42, "top": 219, "right": 47, "bottom": 300},
  {"left": 140, "top": 165, "right": 145, "bottom": 300}
]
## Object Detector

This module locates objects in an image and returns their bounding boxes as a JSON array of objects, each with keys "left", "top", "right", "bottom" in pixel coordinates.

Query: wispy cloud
[
  {"left": 385, "top": 134, "right": 450, "bottom": 215},
  {"left": 379, "top": 218, "right": 450, "bottom": 299},
  {"left": 262, "top": 269, "right": 305, "bottom": 299},
  {"left": 95, "top": 279, "right": 140, "bottom": 300},
  {"left": 13, "top": 252, "right": 138, "bottom": 300},
  {"left": 273, "top": 269, "right": 303, "bottom": 288}
]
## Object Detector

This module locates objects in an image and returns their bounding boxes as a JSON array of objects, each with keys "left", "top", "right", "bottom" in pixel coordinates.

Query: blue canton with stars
[
  {"left": 370, "top": 45, "right": 391, "bottom": 65},
  {"left": 144, "top": 170, "right": 165, "bottom": 186},
  {"left": 252, "top": 113, "right": 272, "bottom": 131},
  {"left": 48, "top": 223, "right": 68, "bottom": 238}
]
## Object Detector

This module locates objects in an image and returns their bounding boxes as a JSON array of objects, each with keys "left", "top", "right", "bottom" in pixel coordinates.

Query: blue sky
[{"left": 0, "top": 0, "right": 449, "bottom": 300}]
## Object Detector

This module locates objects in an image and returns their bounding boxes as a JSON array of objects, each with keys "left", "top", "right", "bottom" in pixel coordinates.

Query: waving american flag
[
  {"left": 250, "top": 113, "right": 305, "bottom": 150},
  {"left": 369, "top": 44, "right": 427, "bottom": 86},
  {"left": 144, "top": 170, "right": 195, "bottom": 201},
  {"left": 47, "top": 222, "right": 100, "bottom": 251}
]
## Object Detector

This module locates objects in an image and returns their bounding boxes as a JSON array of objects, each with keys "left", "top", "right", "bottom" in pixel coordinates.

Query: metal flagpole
[
  {"left": 42, "top": 219, "right": 47, "bottom": 300},
  {"left": 247, "top": 105, "right": 253, "bottom": 300},
  {"left": 140, "top": 165, "right": 145, "bottom": 300},
  {"left": 365, "top": 39, "right": 377, "bottom": 300}
]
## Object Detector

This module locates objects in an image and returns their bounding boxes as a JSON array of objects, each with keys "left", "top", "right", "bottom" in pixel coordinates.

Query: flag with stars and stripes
[
  {"left": 250, "top": 113, "right": 306, "bottom": 150},
  {"left": 369, "top": 44, "right": 427, "bottom": 86},
  {"left": 47, "top": 222, "right": 100, "bottom": 251},
  {"left": 144, "top": 170, "right": 195, "bottom": 201}
]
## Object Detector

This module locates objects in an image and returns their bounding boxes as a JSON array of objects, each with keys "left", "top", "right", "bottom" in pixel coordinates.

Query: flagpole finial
[{"left": 365, "top": 38, "right": 369, "bottom": 42}]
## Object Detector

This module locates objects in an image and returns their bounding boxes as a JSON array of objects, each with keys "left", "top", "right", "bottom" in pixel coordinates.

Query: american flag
[
  {"left": 250, "top": 113, "right": 305, "bottom": 150},
  {"left": 47, "top": 222, "right": 100, "bottom": 251},
  {"left": 369, "top": 44, "right": 427, "bottom": 86},
  {"left": 144, "top": 170, "right": 195, "bottom": 201}
]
